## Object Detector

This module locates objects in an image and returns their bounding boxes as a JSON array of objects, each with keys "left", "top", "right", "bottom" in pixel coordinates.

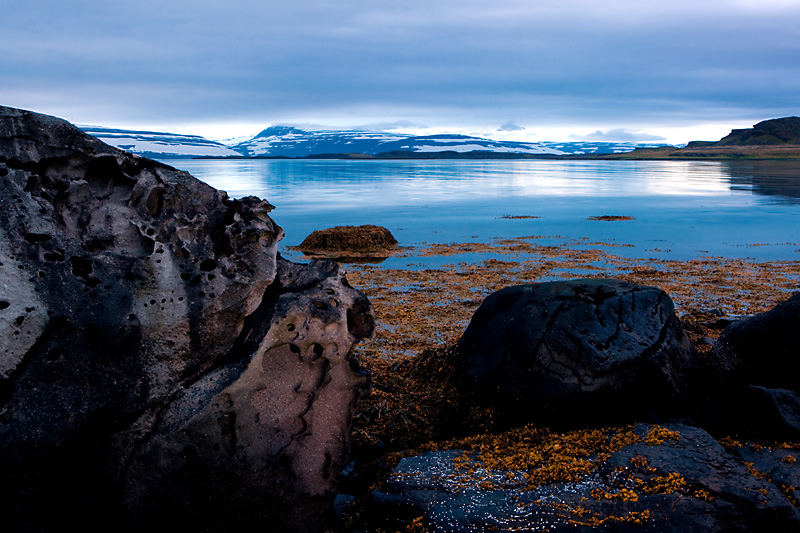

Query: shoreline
[
  {"left": 189, "top": 146, "right": 800, "bottom": 161},
  {"left": 340, "top": 238, "right": 800, "bottom": 530}
]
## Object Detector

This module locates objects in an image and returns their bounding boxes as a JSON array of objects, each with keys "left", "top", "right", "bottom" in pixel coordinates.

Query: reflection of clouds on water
[
  {"left": 163, "top": 158, "right": 800, "bottom": 261},
  {"left": 174, "top": 159, "right": 739, "bottom": 207}
]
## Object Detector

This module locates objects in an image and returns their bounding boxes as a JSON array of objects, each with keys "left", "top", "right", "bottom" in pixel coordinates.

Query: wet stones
[
  {"left": 457, "top": 279, "right": 699, "bottom": 422},
  {"left": 369, "top": 424, "right": 800, "bottom": 532}
]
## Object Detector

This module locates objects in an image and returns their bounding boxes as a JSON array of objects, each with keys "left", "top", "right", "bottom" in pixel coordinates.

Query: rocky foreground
[
  {"left": 344, "top": 279, "right": 800, "bottom": 532},
  {"left": 0, "top": 106, "right": 374, "bottom": 531}
]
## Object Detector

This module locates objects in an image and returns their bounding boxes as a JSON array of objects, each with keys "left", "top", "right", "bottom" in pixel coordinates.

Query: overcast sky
[{"left": 2, "top": 0, "right": 799, "bottom": 143}]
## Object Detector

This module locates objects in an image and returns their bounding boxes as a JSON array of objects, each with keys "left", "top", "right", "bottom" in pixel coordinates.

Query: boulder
[
  {"left": 295, "top": 224, "right": 398, "bottom": 262},
  {"left": 0, "top": 106, "right": 373, "bottom": 531},
  {"left": 697, "top": 386, "right": 800, "bottom": 441},
  {"left": 734, "top": 444, "right": 800, "bottom": 507},
  {"left": 711, "top": 292, "right": 800, "bottom": 391},
  {"left": 457, "top": 279, "right": 698, "bottom": 421},
  {"left": 369, "top": 424, "right": 800, "bottom": 532}
]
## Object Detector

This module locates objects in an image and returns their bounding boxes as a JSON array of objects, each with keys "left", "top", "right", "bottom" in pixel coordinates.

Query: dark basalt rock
[
  {"left": 457, "top": 279, "right": 698, "bottom": 423},
  {"left": 370, "top": 424, "right": 800, "bottom": 532},
  {"left": 697, "top": 386, "right": 800, "bottom": 441},
  {"left": 0, "top": 106, "right": 373, "bottom": 531},
  {"left": 711, "top": 292, "right": 800, "bottom": 391}
]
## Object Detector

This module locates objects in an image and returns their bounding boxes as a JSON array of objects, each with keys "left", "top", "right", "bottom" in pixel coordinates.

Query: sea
[{"left": 161, "top": 159, "right": 800, "bottom": 268}]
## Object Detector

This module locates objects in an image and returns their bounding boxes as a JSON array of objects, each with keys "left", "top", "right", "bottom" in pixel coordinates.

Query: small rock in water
[{"left": 295, "top": 224, "right": 398, "bottom": 262}]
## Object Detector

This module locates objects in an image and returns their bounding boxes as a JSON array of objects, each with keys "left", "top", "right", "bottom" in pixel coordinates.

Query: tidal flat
[{"left": 339, "top": 237, "right": 800, "bottom": 530}]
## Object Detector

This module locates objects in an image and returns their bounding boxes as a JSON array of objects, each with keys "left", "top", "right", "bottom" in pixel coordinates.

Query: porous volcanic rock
[
  {"left": 457, "top": 279, "right": 698, "bottom": 421},
  {"left": 295, "top": 224, "right": 398, "bottom": 262},
  {"left": 0, "top": 106, "right": 373, "bottom": 531},
  {"left": 369, "top": 424, "right": 800, "bottom": 532}
]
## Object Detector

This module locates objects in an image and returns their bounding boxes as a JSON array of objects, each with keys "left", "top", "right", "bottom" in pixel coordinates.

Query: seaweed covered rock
[
  {"left": 368, "top": 424, "right": 800, "bottom": 532},
  {"left": 296, "top": 224, "right": 398, "bottom": 262},
  {"left": 457, "top": 279, "right": 698, "bottom": 422},
  {"left": 0, "top": 106, "right": 373, "bottom": 531}
]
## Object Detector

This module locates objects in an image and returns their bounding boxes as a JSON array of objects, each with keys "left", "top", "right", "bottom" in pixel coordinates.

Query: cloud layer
[
  {"left": 1, "top": 0, "right": 798, "bottom": 138},
  {"left": 498, "top": 121, "right": 526, "bottom": 132},
  {"left": 571, "top": 129, "right": 667, "bottom": 142}
]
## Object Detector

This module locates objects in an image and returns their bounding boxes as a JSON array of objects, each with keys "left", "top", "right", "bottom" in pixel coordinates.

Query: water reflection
[
  {"left": 174, "top": 159, "right": 740, "bottom": 206},
  {"left": 165, "top": 159, "right": 800, "bottom": 261},
  {"left": 723, "top": 161, "right": 800, "bottom": 203}
]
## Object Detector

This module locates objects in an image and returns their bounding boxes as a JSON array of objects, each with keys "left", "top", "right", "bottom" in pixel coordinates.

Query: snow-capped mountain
[
  {"left": 231, "top": 126, "right": 416, "bottom": 157},
  {"left": 366, "top": 134, "right": 566, "bottom": 155},
  {"left": 537, "top": 141, "right": 669, "bottom": 155},
  {"left": 81, "top": 124, "right": 670, "bottom": 159},
  {"left": 230, "top": 127, "right": 669, "bottom": 157},
  {"left": 80, "top": 126, "right": 241, "bottom": 158}
]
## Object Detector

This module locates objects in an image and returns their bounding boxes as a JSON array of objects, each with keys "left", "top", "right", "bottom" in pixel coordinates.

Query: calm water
[{"left": 163, "top": 159, "right": 800, "bottom": 266}]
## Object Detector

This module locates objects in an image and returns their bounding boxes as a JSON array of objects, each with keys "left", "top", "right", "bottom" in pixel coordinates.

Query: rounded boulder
[{"left": 457, "top": 279, "right": 698, "bottom": 420}]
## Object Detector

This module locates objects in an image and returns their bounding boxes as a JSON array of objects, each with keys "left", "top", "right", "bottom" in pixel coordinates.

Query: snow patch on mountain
[
  {"left": 231, "top": 128, "right": 570, "bottom": 156},
  {"left": 80, "top": 126, "right": 241, "bottom": 157},
  {"left": 81, "top": 124, "right": 671, "bottom": 159}
]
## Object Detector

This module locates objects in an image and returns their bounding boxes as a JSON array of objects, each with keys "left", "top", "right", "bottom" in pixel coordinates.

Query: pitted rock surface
[
  {"left": 457, "top": 279, "right": 698, "bottom": 419},
  {"left": 0, "top": 106, "right": 373, "bottom": 531}
]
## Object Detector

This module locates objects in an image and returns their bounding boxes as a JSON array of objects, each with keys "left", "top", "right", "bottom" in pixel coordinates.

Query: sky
[{"left": 2, "top": 0, "right": 799, "bottom": 144}]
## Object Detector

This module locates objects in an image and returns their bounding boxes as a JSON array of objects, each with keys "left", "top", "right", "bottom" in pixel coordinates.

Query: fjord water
[{"left": 166, "top": 159, "right": 800, "bottom": 265}]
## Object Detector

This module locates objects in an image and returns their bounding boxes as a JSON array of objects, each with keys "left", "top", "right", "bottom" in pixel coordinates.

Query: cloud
[
  {"left": 356, "top": 120, "right": 428, "bottom": 131},
  {"left": 570, "top": 129, "right": 666, "bottom": 142},
  {"left": 497, "top": 120, "right": 525, "bottom": 132},
  {"left": 1, "top": 0, "right": 798, "bottom": 141}
]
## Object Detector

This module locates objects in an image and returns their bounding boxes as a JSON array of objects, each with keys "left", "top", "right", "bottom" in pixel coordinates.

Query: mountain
[
  {"left": 230, "top": 127, "right": 668, "bottom": 157},
  {"left": 80, "top": 126, "right": 241, "bottom": 158},
  {"left": 355, "top": 134, "right": 566, "bottom": 156},
  {"left": 610, "top": 117, "right": 800, "bottom": 160},
  {"left": 713, "top": 117, "right": 800, "bottom": 146},
  {"left": 536, "top": 141, "right": 669, "bottom": 155},
  {"left": 80, "top": 124, "right": 671, "bottom": 159},
  {"left": 232, "top": 126, "right": 416, "bottom": 157}
]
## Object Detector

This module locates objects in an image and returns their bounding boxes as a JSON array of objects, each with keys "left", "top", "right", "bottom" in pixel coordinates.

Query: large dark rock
[
  {"left": 457, "top": 279, "right": 698, "bottom": 421},
  {"left": 697, "top": 386, "right": 800, "bottom": 441},
  {"left": 0, "top": 106, "right": 373, "bottom": 531},
  {"left": 369, "top": 424, "right": 800, "bottom": 532},
  {"left": 712, "top": 292, "right": 800, "bottom": 391}
]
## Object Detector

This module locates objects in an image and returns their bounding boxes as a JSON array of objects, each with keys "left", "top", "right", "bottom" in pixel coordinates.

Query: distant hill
[
  {"left": 229, "top": 127, "right": 668, "bottom": 157},
  {"left": 232, "top": 127, "right": 418, "bottom": 157},
  {"left": 81, "top": 124, "right": 671, "bottom": 159},
  {"left": 80, "top": 126, "right": 241, "bottom": 158},
  {"left": 715, "top": 117, "right": 800, "bottom": 146},
  {"left": 606, "top": 117, "right": 800, "bottom": 160}
]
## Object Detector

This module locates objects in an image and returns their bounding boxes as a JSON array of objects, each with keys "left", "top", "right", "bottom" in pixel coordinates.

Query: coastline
[
  {"left": 191, "top": 147, "right": 800, "bottom": 161},
  {"left": 339, "top": 238, "right": 800, "bottom": 530}
]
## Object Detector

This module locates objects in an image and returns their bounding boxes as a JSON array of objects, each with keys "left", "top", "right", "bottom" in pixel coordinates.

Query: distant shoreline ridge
[{"left": 80, "top": 116, "right": 800, "bottom": 160}]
